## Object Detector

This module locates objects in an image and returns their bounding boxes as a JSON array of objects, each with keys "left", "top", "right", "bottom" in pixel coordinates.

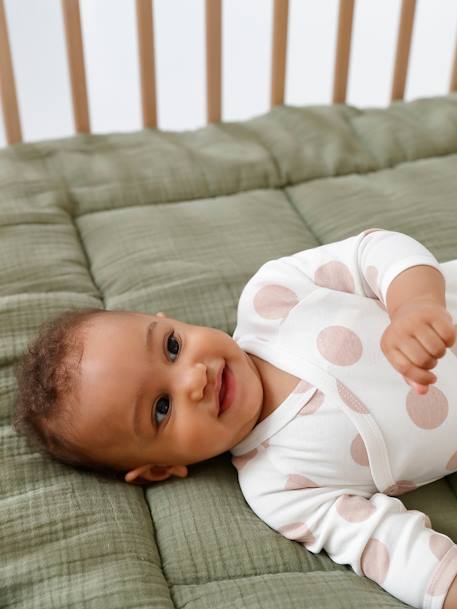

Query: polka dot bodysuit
[{"left": 230, "top": 228, "right": 457, "bottom": 609}]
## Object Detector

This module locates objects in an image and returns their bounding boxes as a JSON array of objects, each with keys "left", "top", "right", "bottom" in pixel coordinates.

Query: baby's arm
[
  {"left": 386, "top": 264, "right": 446, "bottom": 315},
  {"left": 284, "top": 227, "right": 444, "bottom": 303},
  {"left": 381, "top": 265, "right": 456, "bottom": 394},
  {"left": 246, "top": 228, "right": 455, "bottom": 393}
]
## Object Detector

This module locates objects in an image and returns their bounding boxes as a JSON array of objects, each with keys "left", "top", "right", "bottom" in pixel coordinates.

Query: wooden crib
[{"left": 0, "top": 0, "right": 456, "bottom": 145}]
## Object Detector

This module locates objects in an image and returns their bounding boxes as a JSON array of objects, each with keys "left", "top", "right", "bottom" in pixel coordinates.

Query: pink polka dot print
[
  {"left": 231, "top": 448, "right": 257, "bottom": 472},
  {"left": 336, "top": 494, "right": 376, "bottom": 522},
  {"left": 253, "top": 284, "right": 299, "bottom": 320},
  {"left": 446, "top": 451, "right": 457, "bottom": 471},
  {"left": 278, "top": 521, "right": 316, "bottom": 545},
  {"left": 317, "top": 326, "right": 363, "bottom": 366},
  {"left": 299, "top": 390, "right": 324, "bottom": 415},
  {"left": 430, "top": 534, "right": 453, "bottom": 560},
  {"left": 351, "top": 434, "right": 370, "bottom": 467},
  {"left": 383, "top": 480, "right": 417, "bottom": 496},
  {"left": 406, "top": 386, "right": 448, "bottom": 429},
  {"left": 314, "top": 261, "right": 355, "bottom": 293},
  {"left": 425, "top": 545, "right": 457, "bottom": 597},
  {"left": 336, "top": 380, "right": 370, "bottom": 414},
  {"left": 361, "top": 538, "right": 390, "bottom": 585},
  {"left": 285, "top": 474, "right": 319, "bottom": 490}
]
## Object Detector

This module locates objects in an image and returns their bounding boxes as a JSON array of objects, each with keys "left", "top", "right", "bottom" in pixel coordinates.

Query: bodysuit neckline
[{"left": 230, "top": 384, "right": 318, "bottom": 456}]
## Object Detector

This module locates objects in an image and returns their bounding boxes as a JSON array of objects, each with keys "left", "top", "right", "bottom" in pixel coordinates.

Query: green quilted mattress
[{"left": 2, "top": 93, "right": 457, "bottom": 608}]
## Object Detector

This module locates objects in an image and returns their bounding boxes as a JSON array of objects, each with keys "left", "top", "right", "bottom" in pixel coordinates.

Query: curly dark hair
[{"left": 11, "top": 307, "right": 142, "bottom": 485}]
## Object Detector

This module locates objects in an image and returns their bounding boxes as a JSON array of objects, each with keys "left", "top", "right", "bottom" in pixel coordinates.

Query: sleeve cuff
[{"left": 379, "top": 256, "right": 443, "bottom": 307}]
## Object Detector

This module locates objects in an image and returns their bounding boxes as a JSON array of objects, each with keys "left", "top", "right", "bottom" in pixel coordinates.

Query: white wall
[{"left": 0, "top": 0, "right": 456, "bottom": 147}]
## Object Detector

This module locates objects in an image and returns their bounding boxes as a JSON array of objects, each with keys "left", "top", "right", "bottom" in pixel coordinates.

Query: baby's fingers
[
  {"left": 389, "top": 347, "right": 437, "bottom": 386},
  {"left": 414, "top": 324, "right": 448, "bottom": 361},
  {"left": 404, "top": 378, "right": 429, "bottom": 394},
  {"left": 430, "top": 312, "right": 457, "bottom": 348},
  {"left": 397, "top": 334, "right": 439, "bottom": 370}
]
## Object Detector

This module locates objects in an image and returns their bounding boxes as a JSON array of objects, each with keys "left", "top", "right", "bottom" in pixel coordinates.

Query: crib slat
[
  {"left": 271, "top": 0, "right": 289, "bottom": 107},
  {"left": 61, "top": 0, "right": 90, "bottom": 133},
  {"left": 136, "top": 0, "right": 157, "bottom": 128},
  {"left": 0, "top": 0, "right": 22, "bottom": 144},
  {"left": 450, "top": 38, "right": 457, "bottom": 92},
  {"left": 332, "top": 0, "right": 355, "bottom": 104},
  {"left": 206, "top": 0, "right": 221, "bottom": 123},
  {"left": 391, "top": 0, "right": 416, "bottom": 101}
]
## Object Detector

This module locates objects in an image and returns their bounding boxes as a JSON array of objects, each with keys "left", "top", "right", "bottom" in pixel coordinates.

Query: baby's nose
[{"left": 189, "top": 362, "right": 207, "bottom": 401}]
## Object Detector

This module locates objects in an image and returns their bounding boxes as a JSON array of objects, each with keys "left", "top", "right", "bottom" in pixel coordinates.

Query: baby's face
[{"left": 66, "top": 311, "right": 264, "bottom": 481}]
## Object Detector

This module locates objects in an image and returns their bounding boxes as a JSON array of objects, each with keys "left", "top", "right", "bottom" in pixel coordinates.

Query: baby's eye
[
  {"left": 166, "top": 332, "right": 180, "bottom": 361},
  {"left": 153, "top": 332, "right": 180, "bottom": 427},
  {"left": 154, "top": 396, "right": 170, "bottom": 427}
]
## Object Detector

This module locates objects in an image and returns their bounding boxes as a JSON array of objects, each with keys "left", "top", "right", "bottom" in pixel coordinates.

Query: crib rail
[
  {"left": 61, "top": 0, "right": 90, "bottom": 134},
  {"left": 0, "top": 0, "right": 20, "bottom": 144},
  {"left": 0, "top": 0, "right": 456, "bottom": 145}
]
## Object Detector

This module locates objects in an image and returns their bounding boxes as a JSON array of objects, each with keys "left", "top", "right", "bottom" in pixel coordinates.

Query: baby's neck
[{"left": 247, "top": 354, "right": 302, "bottom": 423}]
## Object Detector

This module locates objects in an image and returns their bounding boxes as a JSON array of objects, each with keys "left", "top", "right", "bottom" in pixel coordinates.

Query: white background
[{"left": 1, "top": 0, "right": 456, "bottom": 147}]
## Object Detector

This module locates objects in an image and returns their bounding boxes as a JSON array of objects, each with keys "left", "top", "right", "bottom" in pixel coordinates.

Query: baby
[{"left": 12, "top": 228, "right": 457, "bottom": 609}]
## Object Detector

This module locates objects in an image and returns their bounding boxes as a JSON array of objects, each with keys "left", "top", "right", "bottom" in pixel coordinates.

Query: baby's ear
[{"left": 124, "top": 464, "right": 188, "bottom": 485}]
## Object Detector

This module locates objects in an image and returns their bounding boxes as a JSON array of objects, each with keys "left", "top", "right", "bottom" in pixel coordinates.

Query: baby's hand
[{"left": 380, "top": 299, "right": 456, "bottom": 394}]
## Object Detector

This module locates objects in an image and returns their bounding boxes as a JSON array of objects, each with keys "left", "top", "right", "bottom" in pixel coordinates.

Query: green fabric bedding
[{"left": 2, "top": 93, "right": 457, "bottom": 608}]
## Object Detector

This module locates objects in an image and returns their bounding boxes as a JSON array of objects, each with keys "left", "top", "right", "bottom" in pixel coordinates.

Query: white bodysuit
[{"left": 230, "top": 228, "right": 457, "bottom": 609}]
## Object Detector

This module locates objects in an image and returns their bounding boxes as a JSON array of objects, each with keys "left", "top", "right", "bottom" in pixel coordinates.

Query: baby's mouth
[{"left": 218, "top": 366, "right": 227, "bottom": 415}]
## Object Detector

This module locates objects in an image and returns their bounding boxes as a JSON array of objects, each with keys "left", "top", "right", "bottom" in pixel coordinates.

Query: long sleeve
[
  {"left": 233, "top": 227, "right": 443, "bottom": 345},
  {"left": 238, "top": 455, "right": 457, "bottom": 609},
  {"left": 247, "top": 227, "right": 443, "bottom": 307}
]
